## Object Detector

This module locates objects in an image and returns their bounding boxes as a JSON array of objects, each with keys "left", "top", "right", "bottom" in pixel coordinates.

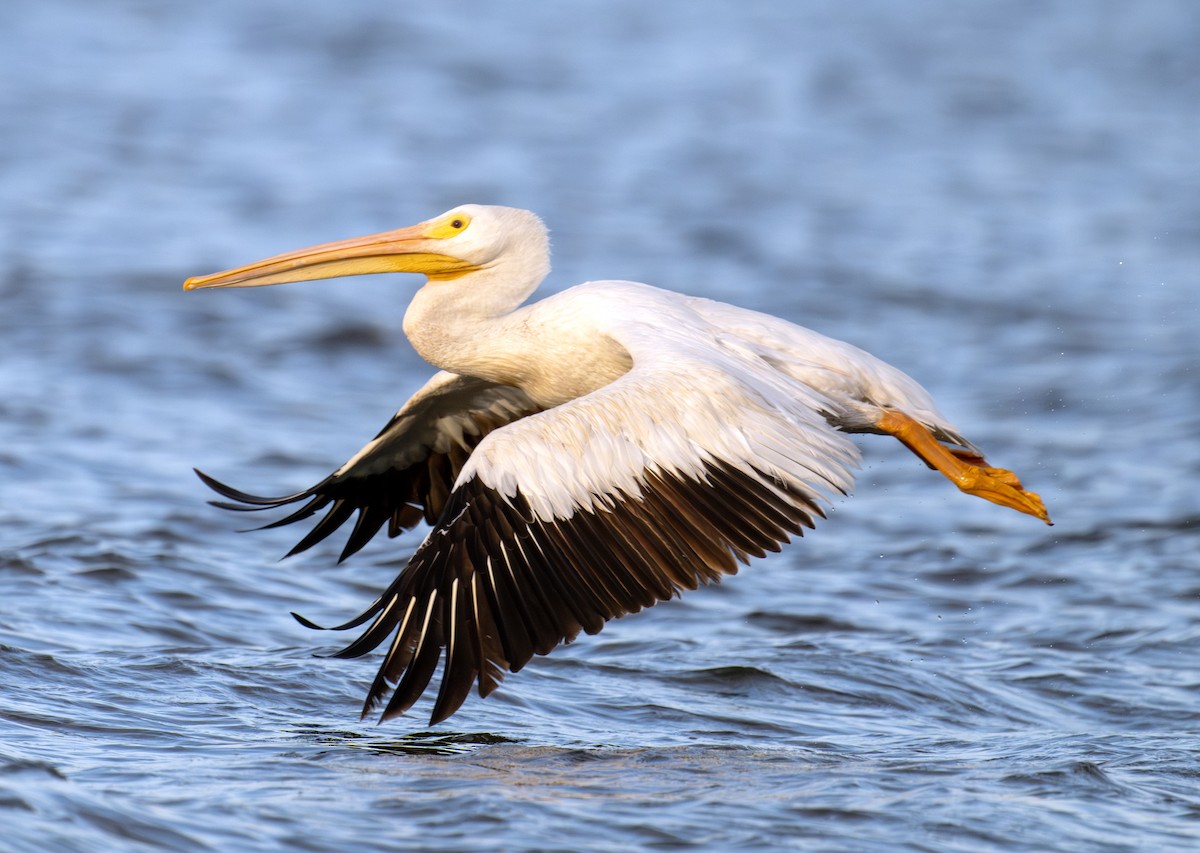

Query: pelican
[{"left": 185, "top": 205, "right": 1050, "bottom": 726}]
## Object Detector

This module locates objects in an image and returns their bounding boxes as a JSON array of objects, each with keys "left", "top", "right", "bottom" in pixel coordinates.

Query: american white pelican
[{"left": 185, "top": 205, "right": 1050, "bottom": 725}]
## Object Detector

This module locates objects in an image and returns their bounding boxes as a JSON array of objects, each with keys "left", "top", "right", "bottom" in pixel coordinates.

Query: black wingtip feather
[
  {"left": 206, "top": 499, "right": 282, "bottom": 513},
  {"left": 194, "top": 468, "right": 310, "bottom": 506},
  {"left": 291, "top": 611, "right": 326, "bottom": 629},
  {"left": 338, "top": 506, "right": 391, "bottom": 563},
  {"left": 283, "top": 499, "right": 357, "bottom": 558}
]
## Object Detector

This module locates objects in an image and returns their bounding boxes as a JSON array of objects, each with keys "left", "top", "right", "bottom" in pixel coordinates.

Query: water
[{"left": 2, "top": 1, "right": 1199, "bottom": 849}]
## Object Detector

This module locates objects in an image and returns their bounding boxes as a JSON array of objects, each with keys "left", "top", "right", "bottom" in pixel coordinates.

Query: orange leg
[{"left": 876, "top": 409, "right": 1051, "bottom": 525}]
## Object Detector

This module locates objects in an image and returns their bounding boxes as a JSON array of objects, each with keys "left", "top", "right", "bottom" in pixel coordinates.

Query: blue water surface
[{"left": 2, "top": 2, "right": 1199, "bottom": 850}]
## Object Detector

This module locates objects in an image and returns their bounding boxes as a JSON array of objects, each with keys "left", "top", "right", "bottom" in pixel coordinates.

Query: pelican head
[{"left": 183, "top": 205, "right": 550, "bottom": 291}]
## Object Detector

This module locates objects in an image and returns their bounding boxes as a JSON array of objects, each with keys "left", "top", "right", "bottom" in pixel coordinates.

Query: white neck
[{"left": 402, "top": 252, "right": 549, "bottom": 387}]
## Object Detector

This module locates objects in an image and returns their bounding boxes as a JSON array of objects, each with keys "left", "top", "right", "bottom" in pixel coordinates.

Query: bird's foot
[
  {"left": 949, "top": 453, "right": 1051, "bottom": 524},
  {"left": 877, "top": 409, "right": 1052, "bottom": 525}
]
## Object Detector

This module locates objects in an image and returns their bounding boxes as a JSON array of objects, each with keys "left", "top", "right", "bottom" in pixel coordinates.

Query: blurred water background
[{"left": 2, "top": 1, "right": 1199, "bottom": 850}]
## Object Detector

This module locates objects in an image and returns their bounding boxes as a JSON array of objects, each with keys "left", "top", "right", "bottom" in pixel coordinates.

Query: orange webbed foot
[
  {"left": 878, "top": 410, "right": 1052, "bottom": 525},
  {"left": 953, "top": 459, "right": 1051, "bottom": 524}
]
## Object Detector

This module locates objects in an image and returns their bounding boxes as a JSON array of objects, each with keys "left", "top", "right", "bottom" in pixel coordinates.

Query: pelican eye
[{"left": 426, "top": 214, "right": 473, "bottom": 239}]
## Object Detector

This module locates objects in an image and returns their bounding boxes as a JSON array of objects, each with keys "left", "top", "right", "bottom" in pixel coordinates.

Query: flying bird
[{"left": 185, "top": 205, "right": 1050, "bottom": 726}]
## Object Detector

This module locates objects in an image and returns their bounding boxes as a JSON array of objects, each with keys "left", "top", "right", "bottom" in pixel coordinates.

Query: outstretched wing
[
  {"left": 327, "top": 340, "right": 861, "bottom": 725},
  {"left": 197, "top": 372, "right": 543, "bottom": 562}
]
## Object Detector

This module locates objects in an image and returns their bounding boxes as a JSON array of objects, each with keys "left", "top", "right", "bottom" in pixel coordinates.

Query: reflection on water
[{"left": 2, "top": 1, "right": 1199, "bottom": 850}]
